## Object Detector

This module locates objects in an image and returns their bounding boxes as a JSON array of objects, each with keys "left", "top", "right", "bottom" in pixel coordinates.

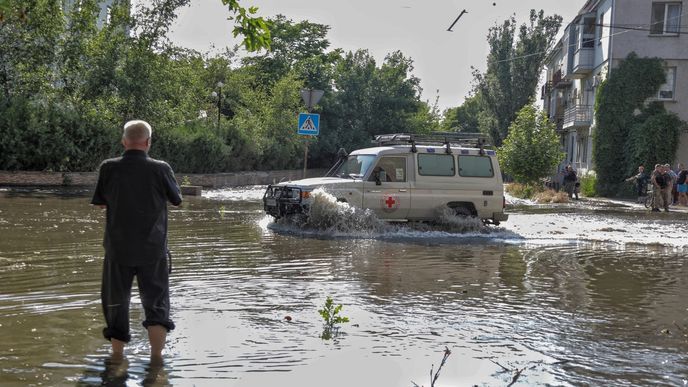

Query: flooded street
[{"left": 1, "top": 186, "right": 687, "bottom": 386}]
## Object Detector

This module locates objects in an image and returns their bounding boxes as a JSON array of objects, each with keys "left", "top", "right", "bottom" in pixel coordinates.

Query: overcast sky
[{"left": 163, "top": 0, "right": 584, "bottom": 112}]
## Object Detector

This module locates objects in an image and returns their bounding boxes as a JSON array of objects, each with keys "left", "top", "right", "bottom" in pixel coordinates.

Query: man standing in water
[{"left": 92, "top": 120, "right": 182, "bottom": 361}]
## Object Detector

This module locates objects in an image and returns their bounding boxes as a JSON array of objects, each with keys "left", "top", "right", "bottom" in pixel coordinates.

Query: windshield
[{"left": 333, "top": 155, "right": 376, "bottom": 179}]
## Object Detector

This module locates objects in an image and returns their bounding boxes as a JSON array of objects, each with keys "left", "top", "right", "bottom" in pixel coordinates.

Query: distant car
[{"left": 263, "top": 133, "right": 508, "bottom": 225}]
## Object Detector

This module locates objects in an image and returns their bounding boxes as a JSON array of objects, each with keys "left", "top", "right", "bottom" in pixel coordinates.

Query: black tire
[
  {"left": 644, "top": 194, "right": 652, "bottom": 209},
  {"left": 454, "top": 206, "right": 473, "bottom": 217}
]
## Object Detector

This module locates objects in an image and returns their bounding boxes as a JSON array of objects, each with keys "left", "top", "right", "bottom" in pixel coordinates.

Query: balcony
[
  {"left": 563, "top": 104, "right": 593, "bottom": 129},
  {"left": 571, "top": 47, "right": 594, "bottom": 78},
  {"left": 552, "top": 69, "right": 572, "bottom": 89}
]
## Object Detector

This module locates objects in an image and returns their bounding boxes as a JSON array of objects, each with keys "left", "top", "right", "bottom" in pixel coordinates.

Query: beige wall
[
  {"left": 612, "top": 0, "right": 688, "bottom": 61},
  {"left": 612, "top": 0, "right": 688, "bottom": 164}
]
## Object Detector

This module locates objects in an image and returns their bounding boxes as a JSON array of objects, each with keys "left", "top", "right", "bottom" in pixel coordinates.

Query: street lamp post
[{"left": 211, "top": 81, "right": 224, "bottom": 132}]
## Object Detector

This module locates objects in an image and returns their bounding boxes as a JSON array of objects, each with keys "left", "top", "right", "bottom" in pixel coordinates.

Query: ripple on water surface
[{"left": 1, "top": 187, "right": 687, "bottom": 386}]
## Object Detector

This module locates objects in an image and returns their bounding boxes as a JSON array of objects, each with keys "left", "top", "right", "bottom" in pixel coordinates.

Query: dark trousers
[{"left": 101, "top": 257, "right": 174, "bottom": 342}]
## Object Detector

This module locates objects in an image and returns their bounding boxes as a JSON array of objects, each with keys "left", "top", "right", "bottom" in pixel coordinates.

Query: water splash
[
  {"left": 407, "top": 207, "right": 486, "bottom": 233},
  {"left": 277, "top": 188, "right": 385, "bottom": 235},
  {"left": 274, "top": 189, "right": 491, "bottom": 237}
]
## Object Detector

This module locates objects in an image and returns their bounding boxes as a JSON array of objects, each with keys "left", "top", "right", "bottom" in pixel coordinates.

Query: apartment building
[
  {"left": 62, "top": 0, "right": 117, "bottom": 29},
  {"left": 542, "top": 0, "right": 688, "bottom": 174}
]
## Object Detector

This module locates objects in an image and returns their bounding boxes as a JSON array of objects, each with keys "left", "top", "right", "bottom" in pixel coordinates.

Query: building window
[
  {"left": 658, "top": 67, "right": 676, "bottom": 100},
  {"left": 582, "top": 17, "right": 596, "bottom": 48},
  {"left": 651, "top": 2, "right": 681, "bottom": 34}
]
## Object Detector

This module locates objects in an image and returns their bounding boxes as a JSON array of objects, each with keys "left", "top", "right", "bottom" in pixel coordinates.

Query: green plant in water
[
  {"left": 218, "top": 204, "right": 226, "bottom": 219},
  {"left": 318, "top": 296, "right": 349, "bottom": 339},
  {"left": 181, "top": 175, "right": 191, "bottom": 186}
]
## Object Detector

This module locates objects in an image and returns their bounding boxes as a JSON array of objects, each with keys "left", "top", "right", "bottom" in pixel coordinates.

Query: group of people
[{"left": 626, "top": 163, "right": 688, "bottom": 211}]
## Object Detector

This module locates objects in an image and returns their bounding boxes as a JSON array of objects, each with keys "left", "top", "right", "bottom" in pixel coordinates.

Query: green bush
[
  {"left": 0, "top": 97, "right": 119, "bottom": 171},
  {"left": 151, "top": 122, "right": 233, "bottom": 173},
  {"left": 579, "top": 172, "right": 597, "bottom": 197}
]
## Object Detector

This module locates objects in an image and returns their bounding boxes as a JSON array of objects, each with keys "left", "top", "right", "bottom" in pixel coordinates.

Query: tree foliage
[
  {"left": 221, "top": 0, "right": 271, "bottom": 52},
  {"left": 497, "top": 104, "right": 564, "bottom": 184},
  {"left": 440, "top": 93, "right": 484, "bottom": 133},
  {"left": 593, "top": 52, "right": 685, "bottom": 196},
  {"left": 471, "top": 10, "right": 562, "bottom": 146},
  {"left": 0, "top": 2, "right": 438, "bottom": 173}
]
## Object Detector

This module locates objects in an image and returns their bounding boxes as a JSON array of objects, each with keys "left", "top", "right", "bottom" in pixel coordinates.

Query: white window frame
[
  {"left": 657, "top": 67, "right": 676, "bottom": 100},
  {"left": 650, "top": 2, "right": 682, "bottom": 35}
]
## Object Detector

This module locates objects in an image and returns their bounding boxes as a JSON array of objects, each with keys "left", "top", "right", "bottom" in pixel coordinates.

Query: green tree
[
  {"left": 221, "top": 0, "right": 271, "bottom": 51},
  {"left": 627, "top": 104, "right": 685, "bottom": 173},
  {"left": 0, "top": 0, "right": 64, "bottom": 100},
  {"left": 498, "top": 104, "right": 564, "bottom": 184},
  {"left": 311, "top": 49, "right": 439, "bottom": 167},
  {"left": 593, "top": 52, "right": 671, "bottom": 196},
  {"left": 242, "top": 15, "right": 336, "bottom": 87},
  {"left": 441, "top": 93, "right": 484, "bottom": 132},
  {"left": 472, "top": 10, "right": 562, "bottom": 146}
]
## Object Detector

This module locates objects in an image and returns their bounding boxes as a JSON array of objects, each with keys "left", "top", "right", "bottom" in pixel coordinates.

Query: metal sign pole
[
  {"left": 298, "top": 88, "right": 324, "bottom": 179},
  {"left": 303, "top": 141, "right": 309, "bottom": 179}
]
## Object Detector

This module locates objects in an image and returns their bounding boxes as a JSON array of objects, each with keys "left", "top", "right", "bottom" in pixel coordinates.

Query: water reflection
[
  {"left": 1, "top": 187, "right": 687, "bottom": 386},
  {"left": 77, "top": 355, "right": 169, "bottom": 386}
]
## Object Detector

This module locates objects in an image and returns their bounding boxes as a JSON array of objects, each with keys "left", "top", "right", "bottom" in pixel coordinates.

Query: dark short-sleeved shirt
[
  {"left": 91, "top": 150, "right": 182, "bottom": 266},
  {"left": 678, "top": 170, "right": 687, "bottom": 185}
]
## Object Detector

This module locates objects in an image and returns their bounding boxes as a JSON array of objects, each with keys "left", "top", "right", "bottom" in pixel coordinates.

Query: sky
[{"left": 163, "top": 0, "right": 585, "bottom": 112}]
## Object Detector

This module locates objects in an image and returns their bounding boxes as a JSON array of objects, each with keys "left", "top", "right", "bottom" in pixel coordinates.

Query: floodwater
[{"left": 1, "top": 186, "right": 687, "bottom": 387}]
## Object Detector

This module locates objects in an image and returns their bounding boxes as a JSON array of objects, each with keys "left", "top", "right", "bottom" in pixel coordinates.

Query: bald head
[{"left": 122, "top": 120, "right": 152, "bottom": 151}]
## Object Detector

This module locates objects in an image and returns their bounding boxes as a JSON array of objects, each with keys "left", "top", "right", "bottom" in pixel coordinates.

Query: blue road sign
[{"left": 298, "top": 113, "right": 320, "bottom": 136}]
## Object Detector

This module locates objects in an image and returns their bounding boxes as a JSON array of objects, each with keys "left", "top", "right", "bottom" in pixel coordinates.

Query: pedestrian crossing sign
[{"left": 298, "top": 113, "right": 320, "bottom": 136}]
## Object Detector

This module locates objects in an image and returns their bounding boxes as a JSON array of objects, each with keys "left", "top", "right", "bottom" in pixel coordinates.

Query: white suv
[{"left": 263, "top": 133, "right": 508, "bottom": 225}]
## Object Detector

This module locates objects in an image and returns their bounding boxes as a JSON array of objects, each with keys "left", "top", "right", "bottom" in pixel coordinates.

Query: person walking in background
[
  {"left": 654, "top": 164, "right": 672, "bottom": 212},
  {"left": 664, "top": 164, "right": 675, "bottom": 209},
  {"left": 91, "top": 120, "right": 182, "bottom": 362},
  {"left": 676, "top": 163, "right": 687, "bottom": 206},
  {"left": 650, "top": 164, "right": 666, "bottom": 212},
  {"left": 562, "top": 164, "right": 578, "bottom": 200},
  {"left": 668, "top": 163, "right": 678, "bottom": 205},
  {"left": 625, "top": 165, "right": 648, "bottom": 203}
]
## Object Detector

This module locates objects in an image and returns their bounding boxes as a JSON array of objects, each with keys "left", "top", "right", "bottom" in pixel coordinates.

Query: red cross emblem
[
  {"left": 385, "top": 196, "right": 396, "bottom": 208},
  {"left": 381, "top": 194, "right": 399, "bottom": 212}
]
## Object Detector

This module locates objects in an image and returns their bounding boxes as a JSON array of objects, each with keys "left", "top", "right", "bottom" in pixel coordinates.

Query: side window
[
  {"left": 458, "top": 155, "right": 494, "bottom": 177},
  {"left": 417, "top": 154, "right": 455, "bottom": 176},
  {"left": 370, "top": 156, "right": 407, "bottom": 182}
]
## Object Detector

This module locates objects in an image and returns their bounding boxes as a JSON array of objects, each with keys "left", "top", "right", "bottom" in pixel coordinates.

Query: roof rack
[{"left": 372, "top": 132, "right": 491, "bottom": 154}]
